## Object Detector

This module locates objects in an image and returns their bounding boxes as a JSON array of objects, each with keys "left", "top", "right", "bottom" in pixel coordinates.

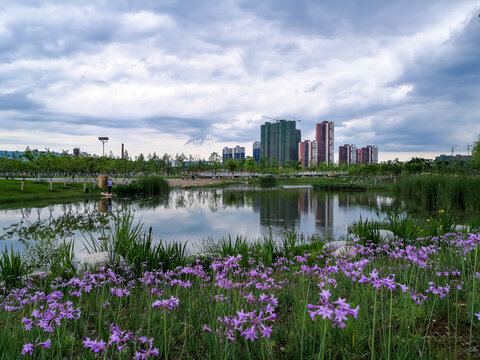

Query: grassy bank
[
  {"left": 0, "top": 179, "right": 102, "bottom": 209},
  {"left": 312, "top": 180, "right": 366, "bottom": 191},
  {"left": 188, "top": 180, "right": 245, "bottom": 189},
  {"left": 0, "top": 214, "right": 479, "bottom": 359}
]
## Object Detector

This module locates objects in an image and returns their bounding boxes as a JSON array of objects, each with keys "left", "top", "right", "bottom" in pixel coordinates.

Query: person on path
[{"left": 107, "top": 177, "right": 113, "bottom": 194}]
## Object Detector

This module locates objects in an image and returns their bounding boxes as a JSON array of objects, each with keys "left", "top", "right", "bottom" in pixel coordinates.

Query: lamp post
[
  {"left": 98, "top": 137, "right": 109, "bottom": 157},
  {"left": 124, "top": 148, "right": 127, "bottom": 180}
]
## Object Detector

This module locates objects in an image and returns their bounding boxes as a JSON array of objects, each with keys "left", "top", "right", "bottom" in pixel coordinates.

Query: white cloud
[{"left": 0, "top": 1, "right": 479, "bottom": 161}]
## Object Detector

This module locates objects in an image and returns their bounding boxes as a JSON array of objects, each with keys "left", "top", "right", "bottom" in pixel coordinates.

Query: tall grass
[
  {"left": 394, "top": 175, "right": 480, "bottom": 213},
  {"left": 349, "top": 210, "right": 459, "bottom": 242},
  {"left": 348, "top": 215, "right": 381, "bottom": 244},
  {"left": 84, "top": 210, "right": 187, "bottom": 274},
  {"left": 115, "top": 176, "right": 169, "bottom": 197},
  {"left": 0, "top": 247, "right": 26, "bottom": 287}
]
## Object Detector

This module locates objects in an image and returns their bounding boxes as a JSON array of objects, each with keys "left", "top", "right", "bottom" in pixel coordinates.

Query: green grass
[{"left": 0, "top": 179, "right": 102, "bottom": 209}]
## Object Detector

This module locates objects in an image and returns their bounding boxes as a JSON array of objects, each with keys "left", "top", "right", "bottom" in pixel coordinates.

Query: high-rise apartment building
[
  {"left": 298, "top": 140, "right": 318, "bottom": 167},
  {"left": 315, "top": 121, "right": 334, "bottom": 165},
  {"left": 234, "top": 146, "right": 245, "bottom": 160},
  {"left": 260, "top": 120, "right": 301, "bottom": 165},
  {"left": 356, "top": 145, "right": 378, "bottom": 164},
  {"left": 222, "top": 147, "right": 233, "bottom": 164},
  {"left": 338, "top": 144, "right": 356, "bottom": 165},
  {"left": 252, "top": 141, "right": 261, "bottom": 162}
]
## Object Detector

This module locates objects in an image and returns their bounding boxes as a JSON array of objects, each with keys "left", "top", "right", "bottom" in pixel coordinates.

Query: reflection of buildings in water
[
  {"left": 314, "top": 192, "right": 334, "bottom": 235},
  {"left": 258, "top": 191, "right": 300, "bottom": 236},
  {"left": 337, "top": 193, "right": 352, "bottom": 209},
  {"left": 298, "top": 189, "right": 310, "bottom": 215},
  {"left": 337, "top": 192, "right": 400, "bottom": 213}
]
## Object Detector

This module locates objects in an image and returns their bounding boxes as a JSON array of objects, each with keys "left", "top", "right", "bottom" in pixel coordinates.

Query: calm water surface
[{"left": 0, "top": 186, "right": 403, "bottom": 254}]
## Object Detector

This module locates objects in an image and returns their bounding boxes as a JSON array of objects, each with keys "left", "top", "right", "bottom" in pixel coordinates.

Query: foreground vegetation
[{"left": 0, "top": 213, "right": 479, "bottom": 359}]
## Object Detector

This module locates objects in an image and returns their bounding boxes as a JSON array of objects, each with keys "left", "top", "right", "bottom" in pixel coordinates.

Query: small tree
[
  {"left": 244, "top": 157, "right": 256, "bottom": 177},
  {"left": 208, "top": 152, "right": 222, "bottom": 177},
  {"left": 472, "top": 136, "right": 480, "bottom": 167},
  {"left": 225, "top": 158, "right": 239, "bottom": 177}
]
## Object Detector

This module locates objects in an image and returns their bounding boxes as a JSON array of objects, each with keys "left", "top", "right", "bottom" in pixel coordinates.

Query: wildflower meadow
[{"left": 0, "top": 227, "right": 479, "bottom": 359}]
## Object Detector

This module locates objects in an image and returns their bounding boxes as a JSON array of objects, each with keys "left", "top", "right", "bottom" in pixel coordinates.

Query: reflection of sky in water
[{"left": 0, "top": 188, "right": 402, "bottom": 254}]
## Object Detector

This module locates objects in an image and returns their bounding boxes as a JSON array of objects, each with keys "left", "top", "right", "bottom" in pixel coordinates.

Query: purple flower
[
  {"left": 152, "top": 296, "right": 179, "bottom": 310},
  {"left": 202, "top": 324, "right": 212, "bottom": 332},
  {"left": 38, "top": 339, "right": 51, "bottom": 348},
  {"left": 83, "top": 338, "right": 107, "bottom": 353},
  {"left": 241, "top": 325, "right": 258, "bottom": 342},
  {"left": 21, "top": 342, "right": 35, "bottom": 356},
  {"left": 307, "top": 304, "right": 333, "bottom": 320},
  {"left": 22, "top": 317, "right": 33, "bottom": 331},
  {"left": 475, "top": 312, "right": 480, "bottom": 321},
  {"left": 260, "top": 324, "right": 273, "bottom": 338}
]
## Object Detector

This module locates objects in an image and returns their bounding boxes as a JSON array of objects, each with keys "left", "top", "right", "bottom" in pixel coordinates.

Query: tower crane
[
  {"left": 451, "top": 144, "right": 472, "bottom": 157},
  {"left": 261, "top": 115, "right": 301, "bottom": 122}
]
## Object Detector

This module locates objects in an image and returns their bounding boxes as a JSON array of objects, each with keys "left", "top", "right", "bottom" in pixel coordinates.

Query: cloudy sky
[{"left": 0, "top": 0, "right": 479, "bottom": 161}]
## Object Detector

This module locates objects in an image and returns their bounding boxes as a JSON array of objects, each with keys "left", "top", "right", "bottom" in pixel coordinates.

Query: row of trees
[{"left": 1, "top": 141, "right": 479, "bottom": 179}]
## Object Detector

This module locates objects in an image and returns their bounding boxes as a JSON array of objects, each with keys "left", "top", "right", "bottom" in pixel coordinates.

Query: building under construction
[{"left": 260, "top": 119, "right": 301, "bottom": 166}]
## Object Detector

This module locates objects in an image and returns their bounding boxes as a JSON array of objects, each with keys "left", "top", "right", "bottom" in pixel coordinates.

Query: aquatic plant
[
  {"left": 258, "top": 176, "right": 278, "bottom": 187},
  {"left": 115, "top": 176, "right": 169, "bottom": 197}
]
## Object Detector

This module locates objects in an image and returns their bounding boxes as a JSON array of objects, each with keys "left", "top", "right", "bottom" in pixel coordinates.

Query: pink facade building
[
  {"left": 339, "top": 144, "right": 356, "bottom": 165},
  {"left": 298, "top": 140, "right": 318, "bottom": 167},
  {"left": 316, "top": 121, "right": 334, "bottom": 165},
  {"left": 356, "top": 145, "right": 378, "bottom": 164}
]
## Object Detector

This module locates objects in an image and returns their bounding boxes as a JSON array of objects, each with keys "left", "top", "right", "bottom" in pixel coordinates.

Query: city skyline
[{"left": 0, "top": 1, "right": 479, "bottom": 161}]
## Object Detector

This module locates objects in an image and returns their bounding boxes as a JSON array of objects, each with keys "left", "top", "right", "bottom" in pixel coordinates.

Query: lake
[{"left": 0, "top": 186, "right": 404, "bottom": 254}]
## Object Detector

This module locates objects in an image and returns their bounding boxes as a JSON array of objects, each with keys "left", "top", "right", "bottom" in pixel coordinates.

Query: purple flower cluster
[
  {"left": 83, "top": 323, "right": 159, "bottom": 358},
  {"left": 204, "top": 292, "right": 278, "bottom": 342},
  {"left": 425, "top": 281, "right": 451, "bottom": 298},
  {"left": 21, "top": 338, "right": 51, "bottom": 356},
  {"left": 152, "top": 295, "right": 179, "bottom": 310},
  {"left": 22, "top": 300, "right": 81, "bottom": 333},
  {"left": 307, "top": 288, "right": 359, "bottom": 328}
]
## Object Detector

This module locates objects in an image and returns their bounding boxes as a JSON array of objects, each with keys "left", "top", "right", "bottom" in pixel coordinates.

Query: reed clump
[
  {"left": 259, "top": 176, "right": 278, "bottom": 187},
  {"left": 115, "top": 176, "right": 170, "bottom": 197},
  {"left": 394, "top": 175, "right": 480, "bottom": 212}
]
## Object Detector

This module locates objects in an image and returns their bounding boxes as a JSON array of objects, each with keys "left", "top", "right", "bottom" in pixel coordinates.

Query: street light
[{"left": 98, "top": 137, "right": 109, "bottom": 157}]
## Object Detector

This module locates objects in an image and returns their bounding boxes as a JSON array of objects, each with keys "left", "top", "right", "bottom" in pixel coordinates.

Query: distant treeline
[{"left": 0, "top": 144, "right": 479, "bottom": 179}]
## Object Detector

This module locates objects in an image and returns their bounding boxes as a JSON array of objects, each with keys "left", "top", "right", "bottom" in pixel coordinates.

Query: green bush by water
[
  {"left": 259, "top": 176, "right": 278, "bottom": 187},
  {"left": 115, "top": 176, "right": 169, "bottom": 197}
]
